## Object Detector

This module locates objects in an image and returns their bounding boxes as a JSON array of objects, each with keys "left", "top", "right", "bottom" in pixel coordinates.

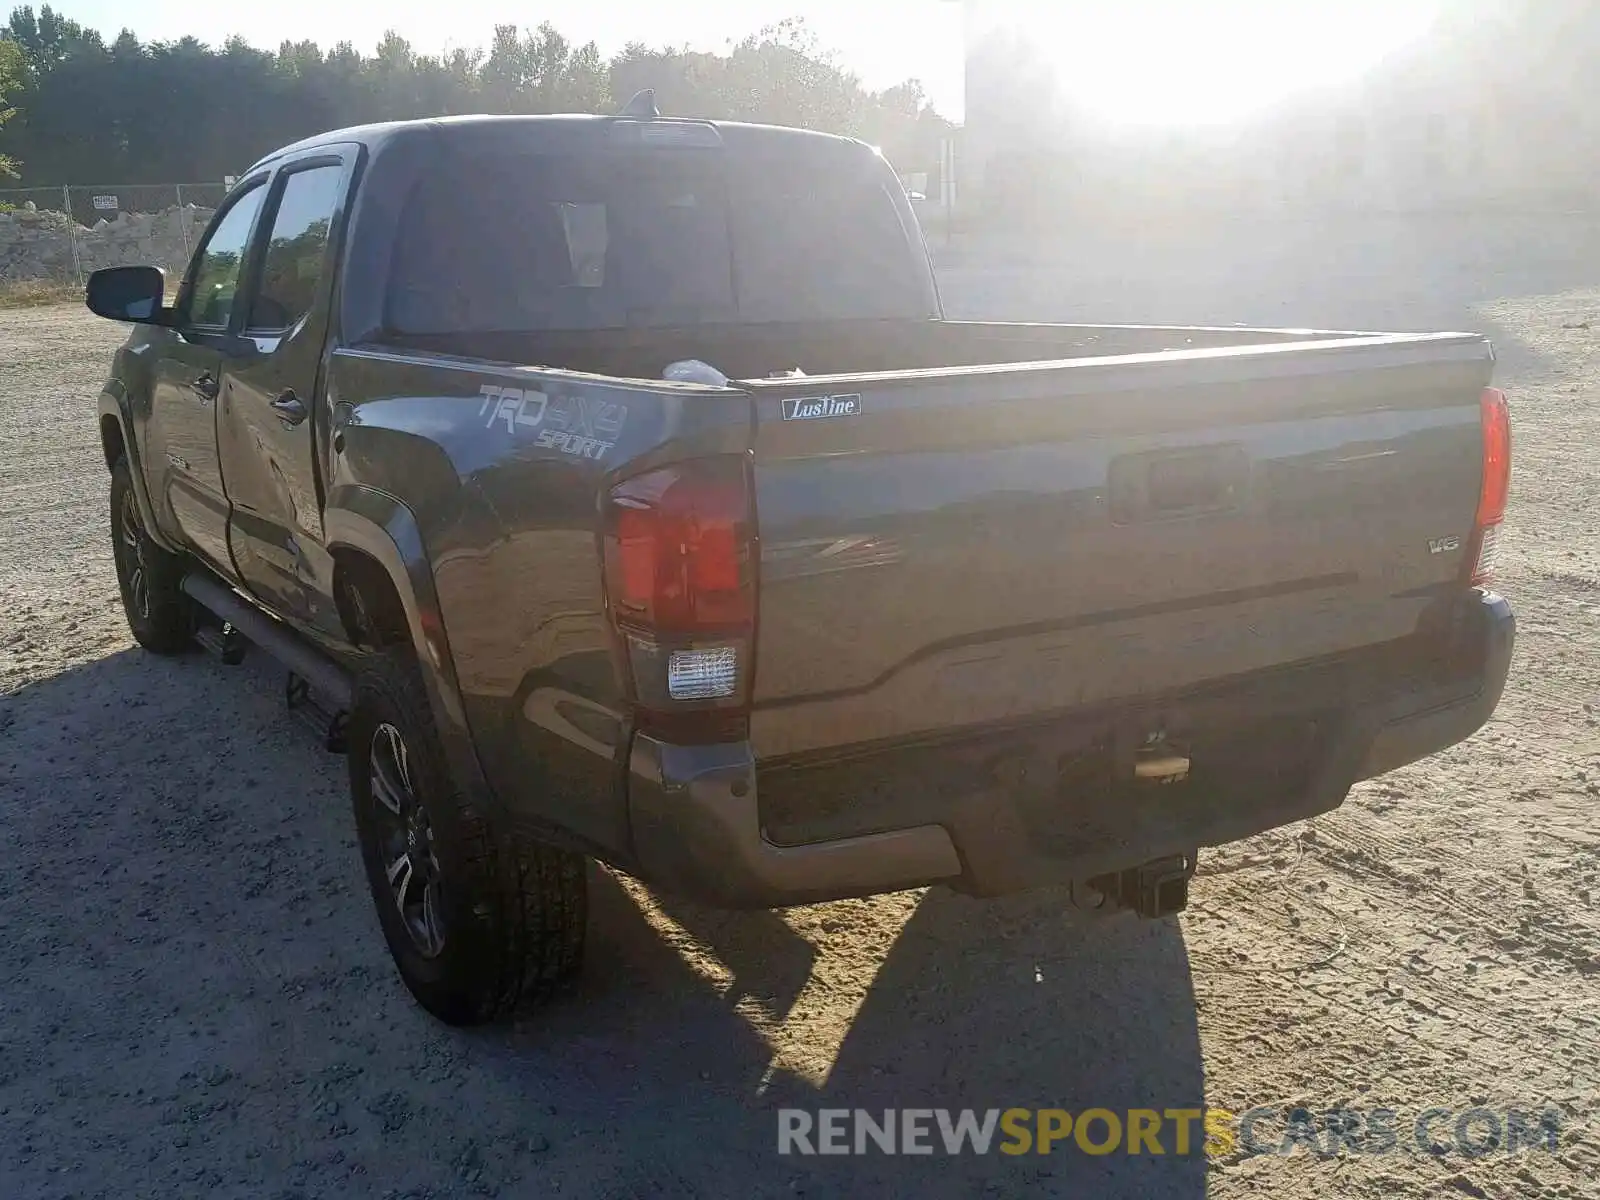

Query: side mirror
[{"left": 85, "top": 265, "right": 168, "bottom": 324}]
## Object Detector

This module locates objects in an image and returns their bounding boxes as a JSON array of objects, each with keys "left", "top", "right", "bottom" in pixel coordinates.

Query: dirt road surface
[{"left": 3, "top": 235, "right": 1598, "bottom": 1198}]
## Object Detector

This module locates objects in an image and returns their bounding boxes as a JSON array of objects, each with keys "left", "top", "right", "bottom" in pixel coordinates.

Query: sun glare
[{"left": 987, "top": 0, "right": 1441, "bottom": 127}]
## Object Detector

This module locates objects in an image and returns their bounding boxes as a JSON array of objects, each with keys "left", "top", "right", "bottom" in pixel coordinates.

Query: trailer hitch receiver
[{"left": 1087, "top": 852, "right": 1196, "bottom": 919}]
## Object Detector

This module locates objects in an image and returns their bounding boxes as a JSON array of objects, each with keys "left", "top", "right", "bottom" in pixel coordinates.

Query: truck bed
[
  {"left": 336, "top": 316, "right": 1499, "bottom": 900},
  {"left": 379, "top": 318, "right": 1361, "bottom": 382},
  {"left": 350, "top": 320, "right": 1492, "bottom": 767}
]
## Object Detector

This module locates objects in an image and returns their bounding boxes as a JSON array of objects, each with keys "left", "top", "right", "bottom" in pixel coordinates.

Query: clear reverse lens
[
  {"left": 666, "top": 646, "right": 740, "bottom": 700},
  {"left": 1472, "top": 522, "right": 1500, "bottom": 585}
]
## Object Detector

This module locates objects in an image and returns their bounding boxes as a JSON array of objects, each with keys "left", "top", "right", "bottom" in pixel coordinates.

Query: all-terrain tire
[
  {"left": 348, "top": 649, "right": 587, "bottom": 1025},
  {"left": 109, "top": 455, "right": 192, "bottom": 655}
]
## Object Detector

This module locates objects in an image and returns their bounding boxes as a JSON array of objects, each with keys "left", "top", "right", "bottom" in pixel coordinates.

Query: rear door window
[
  {"left": 724, "top": 157, "right": 924, "bottom": 323},
  {"left": 247, "top": 164, "right": 344, "bottom": 333}
]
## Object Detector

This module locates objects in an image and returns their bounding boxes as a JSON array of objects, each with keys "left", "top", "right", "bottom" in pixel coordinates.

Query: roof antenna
[{"left": 620, "top": 89, "right": 660, "bottom": 119}]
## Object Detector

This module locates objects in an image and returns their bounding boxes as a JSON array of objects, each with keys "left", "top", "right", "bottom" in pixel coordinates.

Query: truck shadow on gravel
[
  {"left": 2, "top": 648, "right": 1205, "bottom": 1199},
  {"left": 554, "top": 875, "right": 1207, "bottom": 1197}
]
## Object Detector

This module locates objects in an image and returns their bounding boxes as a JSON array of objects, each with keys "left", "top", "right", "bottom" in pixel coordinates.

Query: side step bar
[
  {"left": 194, "top": 620, "right": 247, "bottom": 664},
  {"left": 181, "top": 572, "right": 353, "bottom": 711}
]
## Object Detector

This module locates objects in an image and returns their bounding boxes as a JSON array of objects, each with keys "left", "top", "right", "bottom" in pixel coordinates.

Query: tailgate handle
[{"left": 1110, "top": 446, "right": 1248, "bottom": 523}]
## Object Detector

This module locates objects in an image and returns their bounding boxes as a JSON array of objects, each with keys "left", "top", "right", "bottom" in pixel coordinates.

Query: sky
[
  {"left": 50, "top": 0, "right": 1441, "bottom": 125},
  {"left": 971, "top": 0, "right": 1442, "bottom": 126}
]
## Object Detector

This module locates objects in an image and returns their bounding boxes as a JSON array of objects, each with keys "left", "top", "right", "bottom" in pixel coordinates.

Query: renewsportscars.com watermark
[{"left": 777, "top": 1106, "right": 1563, "bottom": 1158}]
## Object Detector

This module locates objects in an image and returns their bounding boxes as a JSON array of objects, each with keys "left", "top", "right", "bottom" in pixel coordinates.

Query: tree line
[{"left": 0, "top": 7, "right": 953, "bottom": 187}]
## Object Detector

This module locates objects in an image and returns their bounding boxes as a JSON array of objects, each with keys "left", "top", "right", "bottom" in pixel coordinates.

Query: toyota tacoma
[{"left": 86, "top": 105, "right": 1515, "bottom": 1024}]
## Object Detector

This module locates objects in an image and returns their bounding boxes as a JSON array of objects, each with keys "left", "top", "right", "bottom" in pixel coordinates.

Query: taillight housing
[
  {"left": 601, "top": 456, "right": 756, "bottom": 740},
  {"left": 1468, "top": 386, "right": 1511, "bottom": 587}
]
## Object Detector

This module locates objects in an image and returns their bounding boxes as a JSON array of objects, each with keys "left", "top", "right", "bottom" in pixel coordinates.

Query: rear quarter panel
[{"left": 325, "top": 347, "right": 750, "bottom": 859}]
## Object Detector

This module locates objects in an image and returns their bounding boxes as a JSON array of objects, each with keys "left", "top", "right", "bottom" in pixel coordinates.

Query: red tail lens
[
  {"left": 605, "top": 459, "right": 754, "bottom": 634},
  {"left": 1476, "top": 387, "right": 1511, "bottom": 529},
  {"left": 602, "top": 457, "right": 756, "bottom": 737},
  {"left": 1470, "top": 387, "right": 1511, "bottom": 586}
]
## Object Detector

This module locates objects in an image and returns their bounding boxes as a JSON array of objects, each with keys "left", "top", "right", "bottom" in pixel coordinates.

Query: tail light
[
  {"left": 1468, "top": 386, "right": 1511, "bottom": 587},
  {"left": 601, "top": 456, "right": 756, "bottom": 741}
]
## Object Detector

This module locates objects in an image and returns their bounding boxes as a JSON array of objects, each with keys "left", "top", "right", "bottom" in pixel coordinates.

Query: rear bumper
[
  {"left": 626, "top": 590, "right": 1514, "bottom": 909},
  {"left": 1357, "top": 590, "right": 1515, "bottom": 779}
]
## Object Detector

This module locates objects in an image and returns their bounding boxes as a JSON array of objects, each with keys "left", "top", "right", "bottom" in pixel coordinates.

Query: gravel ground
[{"left": 3, "top": 229, "right": 1599, "bottom": 1198}]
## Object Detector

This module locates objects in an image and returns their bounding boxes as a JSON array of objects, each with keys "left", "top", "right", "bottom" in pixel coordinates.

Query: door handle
[
  {"left": 189, "top": 372, "right": 219, "bottom": 402},
  {"left": 271, "top": 389, "right": 309, "bottom": 428}
]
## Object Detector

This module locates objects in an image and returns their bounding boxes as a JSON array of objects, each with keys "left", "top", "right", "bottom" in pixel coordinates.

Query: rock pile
[{"left": 0, "top": 201, "right": 215, "bottom": 283}]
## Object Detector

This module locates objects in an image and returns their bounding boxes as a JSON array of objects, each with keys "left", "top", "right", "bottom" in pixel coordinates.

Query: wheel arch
[
  {"left": 97, "top": 392, "right": 181, "bottom": 553},
  {"left": 332, "top": 546, "right": 410, "bottom": 650},
  {"left": 325, "top": 487, "right": 493, "bottom": 812},
  {"left": 99, "top": 411, "right": 126, "bottom": 471}
]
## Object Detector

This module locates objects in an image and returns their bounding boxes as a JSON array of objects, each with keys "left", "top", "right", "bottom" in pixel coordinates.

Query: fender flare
[
  {"left": 324, "top": 485, "right": 493, "bottom": 806},
  {"left": 97, "top": 391, "right": 182, "bottom": 554}
]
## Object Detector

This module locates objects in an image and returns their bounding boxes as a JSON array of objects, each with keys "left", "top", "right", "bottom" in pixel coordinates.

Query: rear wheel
[
  {"left": 109, "top": 457, "right": 192, "bottom": 654},
  {"left": 348, "top": 650, "right": 587, "bottom": 1025}
]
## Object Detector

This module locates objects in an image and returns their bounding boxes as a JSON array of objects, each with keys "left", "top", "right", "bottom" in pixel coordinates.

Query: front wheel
[
  {"left": 348, "top": 650, "right": 587, "bottom": 1025},
  {"left": 109, "top": 456, "right": 192, "bottom": 654}
]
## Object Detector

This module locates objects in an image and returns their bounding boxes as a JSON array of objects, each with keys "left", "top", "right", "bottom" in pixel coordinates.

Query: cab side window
[
  {"left": 247, "top": 164, "right": 344, "bottom": 333},
  {"left": 182, "top": 183, "right": 266, "bottom": 330}
]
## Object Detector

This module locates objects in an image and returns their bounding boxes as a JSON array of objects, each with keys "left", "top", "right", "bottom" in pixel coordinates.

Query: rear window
[
  {"left": 724, "top": 157, "right": 927, "bottom": 324},
  {"left": 383, "top": 146, "right": 925, "bottom": 334}
]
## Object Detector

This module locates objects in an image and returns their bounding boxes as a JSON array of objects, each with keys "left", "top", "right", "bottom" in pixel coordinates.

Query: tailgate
[{"left": 747, "top": 333, "right": 1495, "bottom": 760}]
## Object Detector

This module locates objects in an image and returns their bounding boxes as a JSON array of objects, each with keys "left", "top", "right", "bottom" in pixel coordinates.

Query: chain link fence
[{"left": 0, "top": 183, "right": 230, "bottom": 287}]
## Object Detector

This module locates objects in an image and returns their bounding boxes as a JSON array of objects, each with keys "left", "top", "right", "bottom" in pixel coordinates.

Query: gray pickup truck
[{"left": 87, "top": 107, "right": 1514, "bottom": 1025}]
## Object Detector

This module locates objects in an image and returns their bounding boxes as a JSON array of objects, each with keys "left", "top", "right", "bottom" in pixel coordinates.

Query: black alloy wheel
[{"left": 367, "top": 721, "right": 447, "bottom": 959}]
